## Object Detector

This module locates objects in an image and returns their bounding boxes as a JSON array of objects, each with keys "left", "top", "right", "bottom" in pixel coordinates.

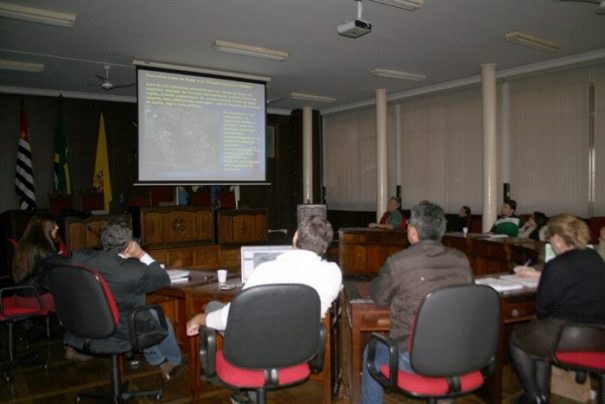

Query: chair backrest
[
  {"left": 409, "top": 284, "right": 500, "bottom": 377},
  {"left": 554, "top": 324, "right": 605, "bottom": 353},
  {"left": 49, "top": 264, "right": 119, "bottom": 339},
  {"left": 223, "top": 284, "right": 321, "bottom": 369}
]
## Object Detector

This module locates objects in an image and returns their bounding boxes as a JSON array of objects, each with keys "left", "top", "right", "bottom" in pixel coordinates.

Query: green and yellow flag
[
  {"left": 93, "top": 112, "right": 112, "bottom": 210},
  {"left": 54, "top": 109, "right": 71, "bottom": 193}
]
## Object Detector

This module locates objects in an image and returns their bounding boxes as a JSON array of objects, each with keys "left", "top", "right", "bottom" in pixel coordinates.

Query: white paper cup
[
  {"left": 462, "top": 227, "right": 468, "bottom": 236},
  {"left": 217, "top": 269, "right": 228, "bottom": 283}
]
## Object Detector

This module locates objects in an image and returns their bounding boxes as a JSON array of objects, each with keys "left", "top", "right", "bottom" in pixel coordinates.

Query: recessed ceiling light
[
  {"left": 370, "top": 68, "right": 426, "bottom": 81},
  {"left": 0, "top": 59, "right": 44, "bottom": 73},
  {"left": 0, "top": 2, "right": 76, "bottom": 28},
  {"left": 504, "top": 30, "right": 559, "bottom": 53},
  {"left": 213, "top": 40, "right": 288, "bottom": 61},
  {"left": 368, "top": 0, "right": 423, "bottom": 11},
  {"left": 290, "top": 92, "right": 336, "bottom": 103}
]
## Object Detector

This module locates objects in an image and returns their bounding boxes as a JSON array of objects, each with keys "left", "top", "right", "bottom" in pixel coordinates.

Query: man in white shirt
[{"left": 186, "top": 216, "right": 342, "bottom": 334}]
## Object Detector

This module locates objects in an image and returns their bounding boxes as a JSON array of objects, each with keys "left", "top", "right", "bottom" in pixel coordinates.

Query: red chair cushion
[
  {"left": 216, "top": 351, "right": 311, "bottom": 388},
  {"left": 555, "top": 351, "right": 605, "bottom": 372},
  {"left": 380, "top": 365, "right": 484, "bottom": 396},
  {"left": 1, "top": 296, "right": 48, "bottom": 320}
]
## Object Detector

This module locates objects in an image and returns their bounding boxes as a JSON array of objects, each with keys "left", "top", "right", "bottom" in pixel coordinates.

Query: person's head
[
  {"left": 12, "top": 214, "right": 59, "bottom": 283},
  {"left": 532, "top": 211, "right": 548, "bottom": 228},
  {"left": 501, "top": 199, "right": 517, "bottom": 217},
  {"left": 101, "top": 222, "right": 134, "bottom": 254},
  {"left": 459, "top": 206, "right": 471, "bottom": 217},
  {"left": 545, "top": 214, "right": 590, "bottom": 254},
  {"left": 407, "top": 200, "right": 446, "bottom": 244},
  {"left": 387, "top": 197, "right": 401, "bottom": 213},
  {"left": 293, "top": 216, "right": 334, "bottom": 256}
]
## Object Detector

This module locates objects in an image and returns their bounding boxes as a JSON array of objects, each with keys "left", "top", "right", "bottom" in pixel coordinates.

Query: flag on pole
[
  {"left": 54, "top": 108, "right": 71, "bottom": 193},
  {"left": 15, "top": 106, "right": 37, "bottom": 209},
  {"left": 93, "top": 112, "right": 112, "bottom": 210}
]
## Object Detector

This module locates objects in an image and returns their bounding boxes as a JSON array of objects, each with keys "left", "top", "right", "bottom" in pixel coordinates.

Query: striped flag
[
  {"left": 54, "top": 109, "right": 72, "bottom": 193},
  {"left": 15, "top": 106, "right": 37, "bottom": 209},
  {"left": 93, "top": 112, "right": 112, "bottom": 210}
]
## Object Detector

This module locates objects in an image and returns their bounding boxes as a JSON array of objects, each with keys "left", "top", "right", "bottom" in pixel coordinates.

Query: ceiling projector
[{"left": 337, "top": 19, "right": 372, "bottom": 38}]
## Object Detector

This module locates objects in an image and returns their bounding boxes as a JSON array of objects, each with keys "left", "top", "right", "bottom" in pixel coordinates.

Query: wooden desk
[
  {"left": 146, "top": 270, "right": 219, "bottom": 400},
  {"left": 149, "top": 275, "right": 337, "bottom": 404},
  {"left": 343, "top": 278, "right": 536, "bottom": 404}
]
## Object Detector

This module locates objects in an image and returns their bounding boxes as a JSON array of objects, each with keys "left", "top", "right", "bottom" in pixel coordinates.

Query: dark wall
[
  {"left": 0, "top": 93, "right": 139, "bottom": 214},
  {"left": 0, "top": 93, "right": 314, "bottom": 235}
]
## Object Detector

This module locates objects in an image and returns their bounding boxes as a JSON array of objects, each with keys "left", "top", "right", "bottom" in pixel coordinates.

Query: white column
[
  {"left": 481, "top": 63, "right": 498, "bottom": 232},
  {"left": 376, "top": 89, "right": 388, "bottom": 222},
  {"left": 302, "top": 106, "right": 313, "bottom": 204},
  {"left": 501, "top": 82, "right": 510, "bottom": 186}
]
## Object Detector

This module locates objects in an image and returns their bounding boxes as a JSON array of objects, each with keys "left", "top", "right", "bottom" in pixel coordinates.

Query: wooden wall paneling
[
  {"left": 253, "top": 213, "right": 267, "bottom": 241},
  {"left": 193, "top": 245, "right": 220, "bottom": 269},
  {"left": 162, "top": 210, "right": 196, "bottom": 244},
  {"left": 194, "top": 209, "right": 214, "bottom": 241},
  {"left": 142, "top": 211, "right": 162, "bottom": 244}
]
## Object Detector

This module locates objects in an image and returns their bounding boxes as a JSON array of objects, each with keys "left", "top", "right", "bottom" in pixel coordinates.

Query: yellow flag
[{"left": 93, "top": 113, "right": 112, "bottom": 210}]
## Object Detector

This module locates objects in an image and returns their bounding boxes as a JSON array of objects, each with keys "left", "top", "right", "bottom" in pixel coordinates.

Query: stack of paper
[
  {"left": 167, "top": 269, "right": 190, "bottom": 283},
  {"left": 500, "top": 274, "right": 539, "bottom": 288},
  {"left": 475, "top": 277, "right": 524, "bottom": 292}
]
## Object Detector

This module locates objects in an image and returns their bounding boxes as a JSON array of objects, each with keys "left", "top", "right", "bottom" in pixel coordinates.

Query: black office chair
[
  {"left": 50, "top": 264, "right": 168, "bottom": 402},
  {"left": 550, "top": 323, "right": 605, "bottom": 404},
  {"left": 199, "top": 284, "right": 326, "bottom": 404},
  {"left": 366, "top": 284, "right": 500, "bottom": 403},
  {"left": 0, "top": 285, "right": 49, "bottom": 383}
]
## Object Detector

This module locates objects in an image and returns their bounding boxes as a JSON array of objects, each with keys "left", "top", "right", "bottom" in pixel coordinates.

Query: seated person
[
  {"left": 361, "top": 201, "right": 474, "bottom": 404},
  {"left": 451, "top": 205, "right": 472, "bottom": 232},
  {"left": 518, "top": 211, "right": 548, "bottom": 241},
  {"left": 12, "top": 214, "right": 69, "bottom": 312},
  {"left": 509, "top": 214, "right": 605, "bottom": 404},
  {"left": 369, "top": 197, "right": 403, "bottom": 230},
  {"left": 491, "top": 199, "right": 523, "bottom": 237},
  {"left": 67, "top": 223, "right": 184, "bottom": 381},
  {"left": 186, "top": 216, "right": 342, "bottom": 333}
]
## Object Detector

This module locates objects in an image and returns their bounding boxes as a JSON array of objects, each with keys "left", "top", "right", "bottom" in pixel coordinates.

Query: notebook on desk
[{"left": 167, "top": 269, "right": 190, "bottom": 283}]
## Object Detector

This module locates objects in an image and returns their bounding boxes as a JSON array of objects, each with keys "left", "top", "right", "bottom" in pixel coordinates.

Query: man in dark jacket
[
  {"left": 361, "top": 201, "right": 474, "bottom": 404},
  {"left": 66, "top": 222, "right": 183, "bottom": 381}
]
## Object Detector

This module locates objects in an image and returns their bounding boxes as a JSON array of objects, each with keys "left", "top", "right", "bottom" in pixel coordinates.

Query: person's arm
[
  {"left": 370, "top": 258, "right": 396, "bottom": 307},
  {"left": 186, "top": 303, "right": 230, "bottom": 335},
  {"left": 598, "top": 226, "right": 605, "bottom": 261},
  {"left": 535, "top": 261, "right": 562, "bottom": 318}
]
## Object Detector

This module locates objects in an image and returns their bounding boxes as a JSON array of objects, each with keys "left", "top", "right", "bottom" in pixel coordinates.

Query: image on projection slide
[{"left": 143, "top": 105, "right": 220, "bottom": 174}]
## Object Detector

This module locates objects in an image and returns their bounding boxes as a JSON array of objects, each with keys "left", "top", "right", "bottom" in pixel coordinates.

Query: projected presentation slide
[{"left": 137, "top": 67, "right": 267, "bottom": 183}]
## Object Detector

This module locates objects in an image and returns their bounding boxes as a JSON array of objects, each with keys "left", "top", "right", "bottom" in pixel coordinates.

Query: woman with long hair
[
  {"left": 12, "top": 214, "right": 69, "bottom": 310},
  {"left": 509, "top": 214, "right": 605, "bottom": 404}
]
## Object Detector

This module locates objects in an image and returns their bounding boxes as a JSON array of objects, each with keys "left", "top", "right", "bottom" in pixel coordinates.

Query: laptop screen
[{"left": 240, "top": 245, "right": 292, "bottom": 283}]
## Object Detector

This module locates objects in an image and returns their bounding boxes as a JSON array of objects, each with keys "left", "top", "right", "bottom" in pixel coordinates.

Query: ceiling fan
[
  {"left": 95, "top": 65, "right": 135, "bottom": 90},
  {"left": 560, "top": 0, "right": 605, "bottom": 15}
]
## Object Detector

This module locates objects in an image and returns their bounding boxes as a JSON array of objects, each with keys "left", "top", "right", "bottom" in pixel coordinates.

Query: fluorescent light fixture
[
  {"left": 290, "top": 92, "right": 336, "bottom": 103},
  {"left": 504, "top": 30, "right": 559, "bottom": 53},
  {"left": 0, "top": 59, "right": 44, "bottom": 73},
  {"left": 369, "top": 0, "right": 423, "bottom": 10},
  {"left": 213, "top": 40, "right": 288, "bottom": 61},
  {"left": 370, "top": 68, "right": 426, "bottom": 81},
  {"left": 0, "top": 2, "right": 75, "bottom": 28}
]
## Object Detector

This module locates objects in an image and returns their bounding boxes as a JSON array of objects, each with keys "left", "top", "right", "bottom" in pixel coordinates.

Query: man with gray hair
[
  {"left": 67, "top": 222, "right": 184, "bottom": 381},
  {"left": 361, "top": 201, "right": 474, "bottom": 404}
]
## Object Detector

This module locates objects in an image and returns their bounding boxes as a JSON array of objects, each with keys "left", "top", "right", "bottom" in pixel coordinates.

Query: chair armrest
[
  {"left": 199, "top": 326, "right": 217, "bottom": 378},
  {"left": 0, "top": 285, "right": 46, "bottom": 315},
  {"left": 127, "top": 304, "right": 168, "bottom": 352},
  {"left": 309, "top": 323, "right": 327, "bottom": 373},
  {"left": 366, "top": 332, "right": 400, "bottom": 390}
]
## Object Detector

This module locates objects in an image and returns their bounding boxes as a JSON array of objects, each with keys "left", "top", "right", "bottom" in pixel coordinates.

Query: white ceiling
[{"left": 1, "top": 0, "right": 605, "bottom": 113}]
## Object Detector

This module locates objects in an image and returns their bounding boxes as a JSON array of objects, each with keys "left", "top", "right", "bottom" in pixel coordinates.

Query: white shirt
[{"left": 205, "top": 249, "right": 342, "bottom": 331}]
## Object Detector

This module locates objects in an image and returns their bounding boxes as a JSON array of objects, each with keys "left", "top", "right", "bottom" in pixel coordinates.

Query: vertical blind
[
  {"left": 509, "top": 68, "right": 589, "bottom": 216},
  {"left": 594, "top": 64, "right": 605, "bottom": 216},
  {"left": 324, "top": 64, "right": 604, "bottom": 217}
]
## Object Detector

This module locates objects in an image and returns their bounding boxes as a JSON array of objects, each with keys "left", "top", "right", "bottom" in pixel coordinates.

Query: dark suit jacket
[{"left": 66, "top": 249, "right": 170, "bottom": 352}]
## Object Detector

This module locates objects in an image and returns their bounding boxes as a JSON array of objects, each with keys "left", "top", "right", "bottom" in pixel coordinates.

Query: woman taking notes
[{"left": 509, "top": 214, "right": 605, "bottom": 404}]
